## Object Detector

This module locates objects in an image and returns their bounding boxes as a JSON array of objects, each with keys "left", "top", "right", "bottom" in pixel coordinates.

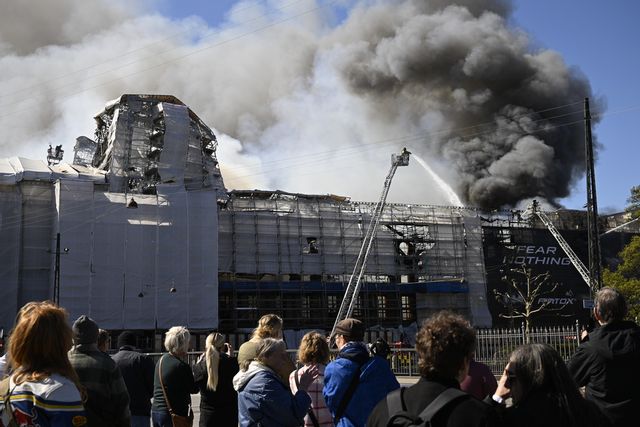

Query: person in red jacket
[{"left": 460, "top": 357, "right": 497, "bottom": 400}]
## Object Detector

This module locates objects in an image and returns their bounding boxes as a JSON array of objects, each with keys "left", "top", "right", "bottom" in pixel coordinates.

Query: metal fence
[
  {"left": 475, "top": 322, "right": 581, "bottom": 376},
  {"left": 390, "top": 322, "right": 581, "bottom": 377},
  {"left": 145, "top": 322, "right": 582, "bottom": 378}
]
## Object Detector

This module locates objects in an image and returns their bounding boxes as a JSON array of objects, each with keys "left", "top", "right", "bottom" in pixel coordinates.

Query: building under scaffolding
[
  {"left": 0, "top": 94, "right": 638, "bottom": 347},
  {"left": 217, "top": 190, "right": 491, "bottom": 332}
]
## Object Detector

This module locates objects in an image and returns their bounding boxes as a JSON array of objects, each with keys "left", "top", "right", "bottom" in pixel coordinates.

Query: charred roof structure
[{"left": 74, "top": 94, "right": 225, "bottom": 197}]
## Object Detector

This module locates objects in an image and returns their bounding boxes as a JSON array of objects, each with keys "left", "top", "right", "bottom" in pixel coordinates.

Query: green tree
[
  {"left": 603, "top": 235, "right": 640, "bottom": 320},
  {"left": 626, "top": 185, "right": 640, "bottom": 218}
]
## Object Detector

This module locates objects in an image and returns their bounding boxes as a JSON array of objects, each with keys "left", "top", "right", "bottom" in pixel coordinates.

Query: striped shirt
[
  {"left": 3, "top": 374, "right": 87, "bottom": 427},
  {"left": 289, "top": 364, "right": 334, "bottom": 427}
]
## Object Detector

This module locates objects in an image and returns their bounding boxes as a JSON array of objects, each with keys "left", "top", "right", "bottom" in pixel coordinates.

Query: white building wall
[
  {"left": 0, "top": 186, "right": 22, "bottom": 330},
  {"left": 55, "top": 179, "right": 218, "bottom": 330}
]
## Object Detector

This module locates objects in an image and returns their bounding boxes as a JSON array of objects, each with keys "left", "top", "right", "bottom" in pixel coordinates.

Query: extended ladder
[
  {"left": 529, "top": 201, "right": 593, "bottom": 290},
  {"left": 330, "top": 148, "right": 410, "bottom": 338}
]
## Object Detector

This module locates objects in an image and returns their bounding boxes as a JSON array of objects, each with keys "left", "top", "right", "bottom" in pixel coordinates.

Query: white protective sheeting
[
  {"left": 56, "top": 179, "right": 218, "bottom": 329},
  {"left": 158, "top": 103, "right": 189, "bottom": 185},
  {"left": 0, "top": 187, "right": 22, "bottom": 330},
  {"left": 69, "top": 165, "right": 107, "bottom": 183},
  {"left": 9, "top": 157, "right": 51, "bottom": 182},
  {"left": 20, "top": 183, "right": 54, "bottom": 306},
  {"left": 0, "top": 158, "right": 17, "bottom": 184},
  {"left": 49, "top": 162, "right": 79, "bottom": 180}
]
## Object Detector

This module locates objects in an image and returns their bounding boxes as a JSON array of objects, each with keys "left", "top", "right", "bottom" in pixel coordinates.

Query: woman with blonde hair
[
  {"left": 192, "top": 332, "right": 239, "bottom": 427},
  {"left": 2, "top": 301, "right": 87, "bottom": 426},
  {"left": 151, "top": 326, "right": 198, "bottom": 427},
  {"left": 238, "top": 314, "right": 284, "bottom": 371},
  {"left": 289, "top": 331, "right": 334, "bottom": 427}
]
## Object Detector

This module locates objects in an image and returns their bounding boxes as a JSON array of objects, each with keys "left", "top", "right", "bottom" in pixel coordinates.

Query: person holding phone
[{"left": 192, "top": 333, "right": 239, "bottom": 427}]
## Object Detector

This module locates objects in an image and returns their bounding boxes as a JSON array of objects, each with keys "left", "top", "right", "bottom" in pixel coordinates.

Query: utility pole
[
  {"left": 584, "top": 98, "right": 602, "bottom": 293},
  {"left": 53, "top": 233, "right": 61, "bottom": 305}
]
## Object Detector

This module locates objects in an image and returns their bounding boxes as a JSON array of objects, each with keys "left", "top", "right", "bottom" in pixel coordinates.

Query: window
[
  {"left": 304, "top": 237, "right": 319, "bottom": 254},
  {"left": 401, "top": 295, "right": 414, "bottom": 322},
  {"left": 302, "top": 296, "right": 311, "bottom": 319},
  {"left": 353, "top": 295, "right": 363, "bottom": 318},
  {"left": 377, "top": 295, "right": 387, "bottom": 319},
  {"left": 327, "top": 295, "right": 338, "bottom": 311}
]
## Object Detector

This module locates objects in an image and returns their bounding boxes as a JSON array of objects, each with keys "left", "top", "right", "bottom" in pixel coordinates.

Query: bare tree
[{"left": 493, "top": 264, "right": 567, "bottom": 341}]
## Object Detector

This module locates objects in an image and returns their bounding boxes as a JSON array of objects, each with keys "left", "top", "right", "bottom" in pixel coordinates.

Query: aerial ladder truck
[
  {"left": 330, "top": 148, "right": 410, "bottom": 339},
  {"left": 527, "top": 200, "right": 596, "bottom": 293}
]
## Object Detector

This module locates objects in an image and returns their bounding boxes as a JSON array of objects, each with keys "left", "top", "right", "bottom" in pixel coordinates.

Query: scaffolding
[
  {"left": 1, "top": 93, "right": 639, "bottom": 339},
  {"left": 217, "top": 190, "right": 493, "bottom": 330}
]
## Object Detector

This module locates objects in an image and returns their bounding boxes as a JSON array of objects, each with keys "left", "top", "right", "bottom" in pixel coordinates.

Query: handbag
[{"left": 158, "top": 355, "right": 194, "bottom": 427}]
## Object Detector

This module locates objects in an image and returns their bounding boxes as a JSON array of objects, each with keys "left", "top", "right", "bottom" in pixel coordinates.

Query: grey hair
[
  {"left": 256, "top": 338, "right": 286, "bottom": 363},
  {"left": 595, "top": 287, "right": 627, "bottom": 323},
  {"left": 164, "top": 326, "right": 190, "bottom": 354}
]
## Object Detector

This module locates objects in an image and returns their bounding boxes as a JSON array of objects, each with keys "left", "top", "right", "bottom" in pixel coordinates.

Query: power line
[
  {"left": 0, "top": 0, "right": 310, "bottom": 102},
  {"left": 0, "top": 0, "right": 338, "bottom": 117}
]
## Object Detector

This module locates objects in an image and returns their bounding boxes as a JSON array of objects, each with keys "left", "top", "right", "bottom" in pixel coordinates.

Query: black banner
[{"left": 482, "top": 226, "right": 630, "bottom": 327}]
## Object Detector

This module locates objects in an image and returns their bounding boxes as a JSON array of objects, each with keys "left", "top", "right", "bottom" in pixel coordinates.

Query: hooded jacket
[
  {"left": 235, "top": 361, "right": 312, "bottom": 427},
  {"left": 323, "top": 342, "right": 400, "bottom": 427},
  {"left": 568, "top": 320, "right": 640, "bottom": 427}
]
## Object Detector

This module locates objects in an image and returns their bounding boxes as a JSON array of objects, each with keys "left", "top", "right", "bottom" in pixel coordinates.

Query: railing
[
  {"left": 475, "top": 322, "right": 581, "bottom": 376},
  {"left": 145, "top": 322, "right": 582, "bottom": 378}
]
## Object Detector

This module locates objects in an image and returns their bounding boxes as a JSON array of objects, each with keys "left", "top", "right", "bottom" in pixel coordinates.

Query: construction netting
[{"left": 55, "top": 180, "right": 218, "bottom": 330}]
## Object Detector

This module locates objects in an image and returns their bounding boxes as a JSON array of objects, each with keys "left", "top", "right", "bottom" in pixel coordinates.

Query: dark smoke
[
  {"left": 0, "top": 0, "right": 602, "bottom": 209},
  {"left": 329, "top": 0, "right": 601, "bottom": 209}
]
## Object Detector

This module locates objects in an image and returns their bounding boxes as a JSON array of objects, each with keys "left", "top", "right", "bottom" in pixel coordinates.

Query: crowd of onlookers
[{"left": 1, "top": 286, "right": 639, "bottom": 427}]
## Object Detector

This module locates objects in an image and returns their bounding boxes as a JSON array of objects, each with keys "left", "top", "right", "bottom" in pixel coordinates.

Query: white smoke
[{"left": 0, "top": 0, "right": 599, "bottom": 208}]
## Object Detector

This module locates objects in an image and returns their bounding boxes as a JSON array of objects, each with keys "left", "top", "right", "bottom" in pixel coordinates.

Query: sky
[
  {"left": 160, "top": 0, "right": 640, "bottom": 212},
  {"left": 0, "top": 0, "right": 637, "bottom": 212},
  {"left": 509, "top": 0, "right": 639, "bottom": 212}
]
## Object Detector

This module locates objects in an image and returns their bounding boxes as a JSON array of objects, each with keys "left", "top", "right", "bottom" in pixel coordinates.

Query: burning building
[{"left": 0, "top": 94, "right": 637, "bottom": 347}]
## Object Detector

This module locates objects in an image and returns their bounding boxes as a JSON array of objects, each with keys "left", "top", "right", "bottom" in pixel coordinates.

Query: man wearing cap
[
  {"left": 112, "top": 331, "right": 155, "bottom": 427},
  {"left": 323, "top": 318, "right": 399, "bottom": 427},
  {"left": 68, "top": 315, "right": 131, "bottom": 427}
]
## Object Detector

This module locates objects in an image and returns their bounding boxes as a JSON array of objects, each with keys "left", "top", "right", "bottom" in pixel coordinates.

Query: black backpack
[{"left": 386, "top": 387, "right": 468, "bottom": 427}]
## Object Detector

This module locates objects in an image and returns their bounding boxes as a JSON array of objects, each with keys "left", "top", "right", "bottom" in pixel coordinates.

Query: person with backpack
[
  {"left": 323, "top": 318, "right": 399, "bottom": 427},
  {"left": 367, "top": 311, "right": 498, "bottom": 427}
]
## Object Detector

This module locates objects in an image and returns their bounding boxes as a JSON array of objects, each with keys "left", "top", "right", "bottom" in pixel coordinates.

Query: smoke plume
[{"left": 0, "top": 0, "right": 601, "bottom": 209}]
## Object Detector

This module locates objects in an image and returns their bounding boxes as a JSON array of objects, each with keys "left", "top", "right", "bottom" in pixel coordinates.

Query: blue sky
[
  {"left": 157, "top": 0, "right": 639, "bottom": 212},
  {"left": 510, "top": 0, "right": 640, "bottom": 212}
]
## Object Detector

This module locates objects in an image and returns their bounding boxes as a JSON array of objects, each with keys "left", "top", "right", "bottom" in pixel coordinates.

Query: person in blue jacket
[
  {"left": 323, "top": 319, "right": 400, "bottom": 427},
  {"left": 235, "top": 338, "right": 319, "bottom": 427}
]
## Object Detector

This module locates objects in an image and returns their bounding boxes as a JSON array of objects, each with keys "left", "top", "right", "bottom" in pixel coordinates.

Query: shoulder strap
[
  {"left": 295, "top": 368, "right": 320, "bottom": 427},
  {"left": 416, "top": 388, "right": 468, "bottom": 423},
  {"left": 3, "top": 377, "right": 21, "bottom": 426},
  {"left": 334, "top": 359, "right": 368, "bottom": 424},
  {"left": 385, "top": 387, "right": 405, "bottom": 418},
  {"left": 158, "top": 355, "right": 175, "bottom": 415}
]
